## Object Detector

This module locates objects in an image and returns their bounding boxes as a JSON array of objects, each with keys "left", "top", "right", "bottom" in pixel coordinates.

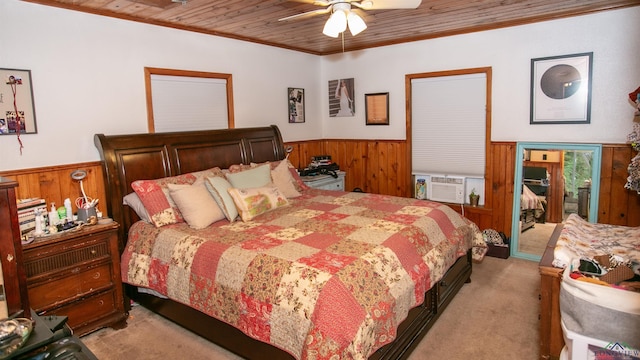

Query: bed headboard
[{"left": 94, "top": 125, "right": 285, "bottom": 252}]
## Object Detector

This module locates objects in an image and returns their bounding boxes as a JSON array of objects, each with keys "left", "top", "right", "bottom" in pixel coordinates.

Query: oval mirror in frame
[{"left": 510, "top": 142, "right": 602, "bottom": 261}]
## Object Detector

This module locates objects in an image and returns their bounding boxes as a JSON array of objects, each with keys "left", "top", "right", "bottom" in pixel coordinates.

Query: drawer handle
[
  {"left": 98, "top": 300, "right": 104, "bottom": 306},
  {"left": 440, "top": 280, "right": 448, "bottom": 287},
  {"left": 93, "top": 272, "right": 101, "bottom": 279}
]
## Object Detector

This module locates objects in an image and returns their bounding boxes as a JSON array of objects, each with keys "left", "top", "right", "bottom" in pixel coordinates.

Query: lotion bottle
[
  {"left": 48, "top": 202, "right": 60, "bottom": 226},
  {"left": 64, "top": 198, "right": 73, "bottom": 222},
  {"left": 34, "top": 209, "right": 44, "bottom": 236}
]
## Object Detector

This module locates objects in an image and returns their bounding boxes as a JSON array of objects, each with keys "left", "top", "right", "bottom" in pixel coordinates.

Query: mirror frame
[{"left": 511, "top": 142, "right": 602, "bottom": 261}]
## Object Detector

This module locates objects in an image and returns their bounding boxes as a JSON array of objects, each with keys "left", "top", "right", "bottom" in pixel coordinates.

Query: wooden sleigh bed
[{"left": 94, "top": 125, "right": 482, "bottom": 360}]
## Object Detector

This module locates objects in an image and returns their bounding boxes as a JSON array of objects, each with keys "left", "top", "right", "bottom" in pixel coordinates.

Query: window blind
[
  {"left": 150, "top": 75, "right": 228, "bottom": 132},
  {"left": 411, "top": 73, "right": 486, "bottom": 177}
]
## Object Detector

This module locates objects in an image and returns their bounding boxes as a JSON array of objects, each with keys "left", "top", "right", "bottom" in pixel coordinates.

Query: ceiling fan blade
[
  {"left": 358, "top": 0, "right": 422, "bottom": 10},
  {"left": 278, "top": 7, "right": 331, "bottom": 21}
]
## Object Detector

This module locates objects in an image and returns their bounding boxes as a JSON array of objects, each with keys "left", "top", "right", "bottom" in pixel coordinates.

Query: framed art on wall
[
  {"left": 328, "top": 78, "right": 354, "bottom": 117},
  {"left": 0, "top": 68, "right": 37, "bottom": 134},
  {"left": 365, "top": 93, "right": 389, "bottom": 125},
  {"left": 288, "top": 87, "right": 305, "bottom": 123},
  {"left": 530, "top": 52, "right": 593, "bottom": 124}
]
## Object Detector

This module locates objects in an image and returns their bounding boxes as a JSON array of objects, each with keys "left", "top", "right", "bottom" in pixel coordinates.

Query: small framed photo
[
  {"left": 0, "top": 68, "right": 37, "bottom": 134},
  {"left": 288, "top": 88, "right": 305, "bottom": 123},
  {"left": 530, "top": 52, "right": 593, "bottom": 124},
  {"left": 365, "top": 93, "right": 389, "bottom": 125}
]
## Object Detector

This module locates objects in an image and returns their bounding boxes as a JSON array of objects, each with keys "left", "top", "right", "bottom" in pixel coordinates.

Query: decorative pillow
[
  {"left": 227, "top": 163, "right": 253, "bottom": 173},
  {"left": 225, "top": 164, "right": 272, "bottom": 189},
  {"left": 232, "top": 160, "right": 309, "bottom": 193},
  {"left": 130, "top": 167, "right": 223, "bottom": 227},
  {"left": 168, "top": 178, "right": 225, "bottom": 229},
  {"left": 205, "top": 176, "right": 239, "bottom": 222},
  {"left": 227, "top": 186, "right": 289, "bottom": 222},
  {"left": 122, "top": 192, "right": 151, "bottom": 223},
  {"left": 287, "top": 164, "right": 310, "bottom": 192},
  {"left": 271, "top": 160, "right": 302, "bottom": 198}
]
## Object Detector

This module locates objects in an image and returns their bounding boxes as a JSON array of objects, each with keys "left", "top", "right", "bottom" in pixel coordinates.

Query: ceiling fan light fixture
[
  {"left": 347, "top": 12, "right": 367, "bottom": 36},
  {"left": 323, "top": 9, "right": 347, "bottom": 38}
]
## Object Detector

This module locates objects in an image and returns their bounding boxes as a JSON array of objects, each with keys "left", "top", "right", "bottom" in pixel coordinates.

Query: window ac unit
[{"left": 428, "top": 176, "right": 465, "bottom": 204}]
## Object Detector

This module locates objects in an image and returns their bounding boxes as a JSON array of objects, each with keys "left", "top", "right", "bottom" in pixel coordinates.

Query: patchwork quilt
[
  {"left": 553, "top": 213, "right": 640, "bottom": 269},
  {"left": 122, "top": 189, "right": 485, "bottom": 359}
]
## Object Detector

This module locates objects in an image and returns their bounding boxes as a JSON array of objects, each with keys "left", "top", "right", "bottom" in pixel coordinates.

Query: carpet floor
[
  {"left": 81, "top": 256, "right": 540, "bottom": 359},
  {"left": 519, "top": 222, "right": 557, "bottom": 256}
]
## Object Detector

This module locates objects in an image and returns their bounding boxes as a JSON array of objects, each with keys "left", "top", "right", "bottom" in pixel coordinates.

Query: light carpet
[
  {"left": 519, "top": 222, "right": 557, "bottom": 256},
  {"left": 81, "top": 256, "right": 540, "bottom": 359}
]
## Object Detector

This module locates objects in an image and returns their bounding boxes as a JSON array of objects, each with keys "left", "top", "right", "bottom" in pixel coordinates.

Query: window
[
  {"left": 410, "top": 71, "right": 488, "bottom": 177},
  {"left": 144, "top": 67, "right": 234, "bottom": 133}
]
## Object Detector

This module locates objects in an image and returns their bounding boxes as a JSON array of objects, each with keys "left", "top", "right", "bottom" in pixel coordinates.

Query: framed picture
[
  {"left": 365, "top": 92, "right": 389, "bottom": 125},
  {"left": 530, "top": 52, "right": 593, "bottom": 124},
  {"left": 288, "top": 87, "right": 305, "bottom": 123},
  {"left": 0, "top": 68, "right": 37, "bottom": 134},
  {"left": 328, "top": 78, "right": 355, "bottom": 117}
]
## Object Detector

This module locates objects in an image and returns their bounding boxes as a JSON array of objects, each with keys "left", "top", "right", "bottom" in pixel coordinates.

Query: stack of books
[{"left": 17, "top": 198, "right": 47, "bottom": 235}]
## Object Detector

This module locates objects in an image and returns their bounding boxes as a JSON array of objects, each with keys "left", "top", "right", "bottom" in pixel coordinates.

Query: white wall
[
  {"left": 1, "top": 0, "right": 638, "bottom": 172},
  {"left": 0, "top": 0, "right": 321, "bottom": 170},
  {"left": 321, "top": 7, "right": 640, "bottom": 142}
]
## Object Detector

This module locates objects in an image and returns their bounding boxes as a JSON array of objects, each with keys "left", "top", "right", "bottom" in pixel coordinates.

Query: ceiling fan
[{"left": 279, "top": 0, "right": 423, "bottom": 38}]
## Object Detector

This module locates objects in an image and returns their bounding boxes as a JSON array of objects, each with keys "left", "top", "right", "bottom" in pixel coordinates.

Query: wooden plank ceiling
[{"left": 22, "top": 0, "right": 640, "bottom": 55}]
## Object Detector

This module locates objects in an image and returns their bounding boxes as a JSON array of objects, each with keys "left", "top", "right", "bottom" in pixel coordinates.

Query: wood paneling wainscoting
[
  {"left": 599, "top": 144, "right": 640, "bottom": 225},
  {"left": 286, "top": 140, "right": 640, "bottom": 234},
  {"left": 0, "top": 162, "right": 107, "bottom": 218},
  {"left": 0, "top": 142, "right": 637, "bottom": 235}
]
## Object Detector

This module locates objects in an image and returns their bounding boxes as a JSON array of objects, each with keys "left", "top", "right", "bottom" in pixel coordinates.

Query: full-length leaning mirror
[{"left": 511, "top": 142, "right": 602, "bottom": 261}]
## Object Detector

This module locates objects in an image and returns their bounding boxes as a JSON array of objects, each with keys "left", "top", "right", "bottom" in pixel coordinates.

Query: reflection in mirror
[{"left": 511, "top": 142, "right": 602, "bottom": 261}]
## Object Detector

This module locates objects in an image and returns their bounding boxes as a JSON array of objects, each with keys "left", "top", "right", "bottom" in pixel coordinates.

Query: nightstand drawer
[
  {"left": 49, "top": 290, "right": 119, "bottom": 331},
  {"left": 24, "top": 236, "right": 111, "bottom": 279},
  {"left": 29, "top": 263, "right": 114, "bottom": 311},
  {"left": 302, "top": 171, "right": 346, "bottom": 191}
]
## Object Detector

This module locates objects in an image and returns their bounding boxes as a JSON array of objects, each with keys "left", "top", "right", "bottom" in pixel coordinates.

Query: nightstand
[
  {"left": 22, "top": 221, "right": 127, "bottom": 336},
  {"left": 301, "top": 171, "right": 346, "bottom": 191}
]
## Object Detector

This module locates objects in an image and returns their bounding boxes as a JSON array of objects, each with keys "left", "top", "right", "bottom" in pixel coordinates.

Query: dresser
[
  {"left": 301, "top": 171, "right": 346, "bottom": 191},
  {"left": 22, "top": 222, "right": 127, "bottom": 336},
  {"left": 0, "top": 177, "right": 30, "bottom": 319}
]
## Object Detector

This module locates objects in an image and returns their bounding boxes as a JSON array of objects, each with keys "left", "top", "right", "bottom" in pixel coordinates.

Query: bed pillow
[
  {"left": 271, "top": 160, "right": 302, "bottom": 198},
  {"left": 288, "top": 166, "right": 310, "bottom": 192},
  {"left": 227, "top": 186, "right": 289, "bottom": 222},
  {"left": 205, "top": 176, "right": 239, "bottom": 222},
  {"left": 168, "top": 178, "right": 225, "bottom": 229},
  {"left": 122, "top": 192, "right": 151, "bottom": 223},
  {"left": 130, "top": 167, "right": 224, "bottom": 227},
  {"left": 225, "top": 164, "right": 272, "bottom": 189},
  {"left": 232, "top": 160, "right": 309, "bottom": 193}
]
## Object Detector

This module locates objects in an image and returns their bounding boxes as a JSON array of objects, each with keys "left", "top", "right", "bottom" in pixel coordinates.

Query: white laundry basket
[
  {"left": 559, "top": 267, "right": 640, "bottom": 360},
  {"left": 560, "top": 320, "right": 624, "bottom": 360}
]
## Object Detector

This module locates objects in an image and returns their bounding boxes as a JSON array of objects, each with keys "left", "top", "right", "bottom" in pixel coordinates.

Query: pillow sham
[
  {"left": 271, "top": 159, "right": 301, "bottom": 198},
  {"left": 227, "top": 186, "right": 289, "bottom": 222},
  {"left": 122, "top": 192, "right": 151, "bottom": 223},
  {"left": 230, "top": 160, "right": 309, "bottom": 193},
  {"left": 130, "top": 167, "right": 224, "bottom": 227},
  {"left": 168, "top": 178, "right": 225, "bottom": 229},
  {"left": 205, "top": 176, "right": 239, "bottom": 222},
  {"left": 225, "top": 164, "right": 272, "bottom": 189}
]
